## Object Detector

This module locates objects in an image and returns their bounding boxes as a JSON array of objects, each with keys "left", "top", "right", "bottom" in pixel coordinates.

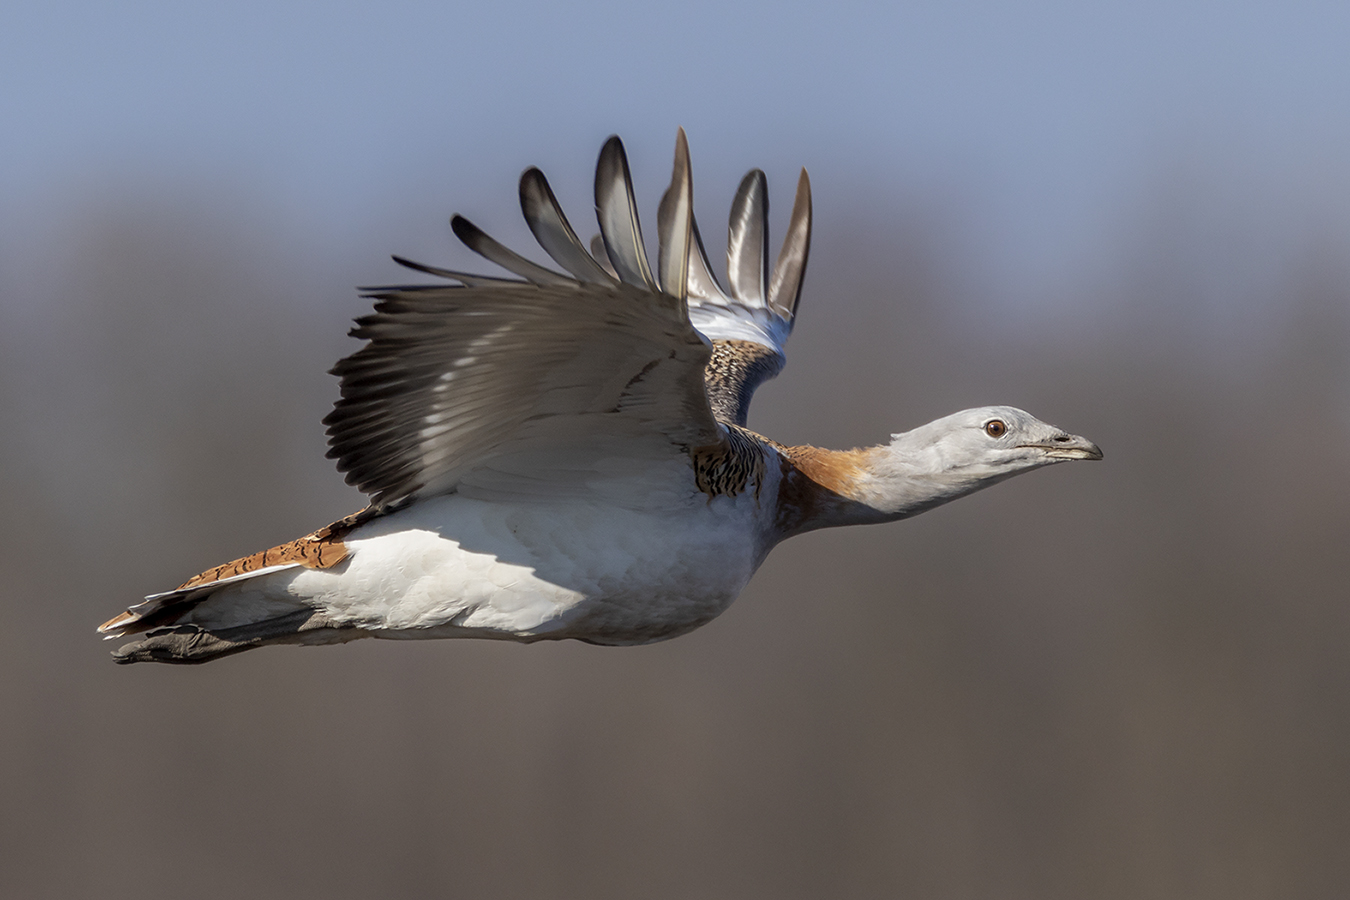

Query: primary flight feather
[{"left": 99, "top": 130, "right": 1102, "bottom": 664}]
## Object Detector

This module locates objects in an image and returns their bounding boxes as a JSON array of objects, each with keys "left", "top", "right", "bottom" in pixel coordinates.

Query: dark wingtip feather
[
  {"left": 448, "top": 214, "right": 479, "bottom": 246},
  {"left": 518, "top": 167, "right": 616, "bottom": 284},
  {"left": 595, "top": 136, "right": 657, "bottom": 290},
  {"left": 390, "top": 254, "right": 522, "bottom": 287},
  {"left": 450, "top": 215, "right": 572, "bottom": 285}
]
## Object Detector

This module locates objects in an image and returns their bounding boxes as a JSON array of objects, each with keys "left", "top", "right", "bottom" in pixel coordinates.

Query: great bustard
[{"left": 100, "top": 131, "right": 1101, "bottom": 664}]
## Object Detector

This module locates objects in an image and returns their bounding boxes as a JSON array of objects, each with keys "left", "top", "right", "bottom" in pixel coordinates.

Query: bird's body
[
  {"left": 100, "top": 133, "right": 1101, "bottom": 664},
  {"left": 147, "top": 468, "right": 769, "bottom": 648}
]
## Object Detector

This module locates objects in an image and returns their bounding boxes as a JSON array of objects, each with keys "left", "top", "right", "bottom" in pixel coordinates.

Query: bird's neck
[{"left": 773, "top": 436, "right": 1002, "bottom": 537}]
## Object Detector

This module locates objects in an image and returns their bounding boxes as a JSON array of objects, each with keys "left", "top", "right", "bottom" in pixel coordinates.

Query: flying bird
[{"left": 99, "top": 131, "right": 1102, "bottom": 664}]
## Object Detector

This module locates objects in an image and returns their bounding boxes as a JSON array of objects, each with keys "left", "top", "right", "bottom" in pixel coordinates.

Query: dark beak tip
[{"left": 1075, "top": 441, "right": 1104, "bottom": 462}]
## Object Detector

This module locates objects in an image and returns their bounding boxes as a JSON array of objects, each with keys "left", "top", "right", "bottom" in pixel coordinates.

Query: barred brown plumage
[
  {"left": 703, "top": 339, "right": 785, "bottom": 427},
  {"left": 692, "top": 425, "right": 770, "bottom": 500},
  {"left": 174, "top": 509, "right": 373, "bottom": 590}
]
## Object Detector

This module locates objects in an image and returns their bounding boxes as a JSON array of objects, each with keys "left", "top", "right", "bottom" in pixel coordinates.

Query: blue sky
[{"left": 4, "top": 0, "right": 1350, "bottom": 307}]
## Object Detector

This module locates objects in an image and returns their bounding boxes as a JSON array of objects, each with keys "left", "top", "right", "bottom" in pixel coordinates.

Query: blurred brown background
[
  {"left": 4, "top": 2, "right": 1350, "bottom": 897},
  {"left": 1, "top": 171, "right": 1347, "bottom": 899}
]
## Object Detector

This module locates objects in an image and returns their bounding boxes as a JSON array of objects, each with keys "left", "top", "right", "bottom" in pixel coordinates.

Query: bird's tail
[
  {"left": 109, "top": 607, "right": 360, "bottom": 665},
  {"left": 98, "top": 511, "right": 371, "bottom": 664},
  {"left": 99, "top": 564, "right": 354, "bottom": 665}
]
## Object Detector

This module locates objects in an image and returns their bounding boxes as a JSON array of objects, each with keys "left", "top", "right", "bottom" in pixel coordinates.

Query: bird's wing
[
  {"left": 658, "top": 133, "right": 812, "bottom": 427},
  {"left": 325, "top": 135, "right": 724, "bottom": 510}
]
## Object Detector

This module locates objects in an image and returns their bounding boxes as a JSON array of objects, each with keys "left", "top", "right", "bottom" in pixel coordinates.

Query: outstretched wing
[
  {"left": 658, "top": 134, "right": 813, "bottom": 427},
  {"left": 325, "top": 136, "right": 722, "bottom": 510}
]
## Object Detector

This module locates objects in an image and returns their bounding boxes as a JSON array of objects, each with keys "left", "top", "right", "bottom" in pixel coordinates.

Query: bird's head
[
  {"left": 899, "top": 405, "right": 1101, "bottom": 468},
  {"left": 858, "top": 406, "right": 1102, "bottom": 517}
]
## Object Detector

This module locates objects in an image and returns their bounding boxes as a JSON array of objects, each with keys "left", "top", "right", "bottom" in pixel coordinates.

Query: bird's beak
[{"left": 1019, "top": 434, "right": 1104, "bottom": 461}]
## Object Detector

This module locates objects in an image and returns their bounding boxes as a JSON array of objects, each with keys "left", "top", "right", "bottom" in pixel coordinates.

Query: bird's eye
[{"left": 984, "top": 420, "right": 1007, "bottom": 438}]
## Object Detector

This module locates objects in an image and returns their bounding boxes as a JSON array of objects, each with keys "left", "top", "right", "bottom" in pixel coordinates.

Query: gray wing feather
[
  {"left": 450, "top": 215, "right": 573, "bottom": 286},
  {"left": 595, "top": 136, "right": 657, "bottom": 290},
  {"left": 588, "top": 234, "right": 620, "bottom": 279},
  {"left": 518, "top": 168, "right": 617, "bottom": 285},
  {"left": 727, "top": 169, "right": 769, "bottom": 305},
  {"left": 656, "top": 127, "right": 693, "bottom": 300},
  {"left": 686, "top": 212, "right": 726, "bottom": 300},
  {"left": 390, "top": 254, "right": 523, "bottom": 287},
  {"left": 768, "top": 169, "right": 812, "bottom": 320}
]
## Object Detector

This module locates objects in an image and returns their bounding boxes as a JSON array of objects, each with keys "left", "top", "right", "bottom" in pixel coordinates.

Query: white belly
[{"left": 279, "top": 492, "right": 771, "bottom": 645}]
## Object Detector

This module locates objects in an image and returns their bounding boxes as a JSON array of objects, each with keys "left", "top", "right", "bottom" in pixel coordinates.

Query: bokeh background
[{"left": 3, "top": 2, "right": 1350, "bottom": 897}]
